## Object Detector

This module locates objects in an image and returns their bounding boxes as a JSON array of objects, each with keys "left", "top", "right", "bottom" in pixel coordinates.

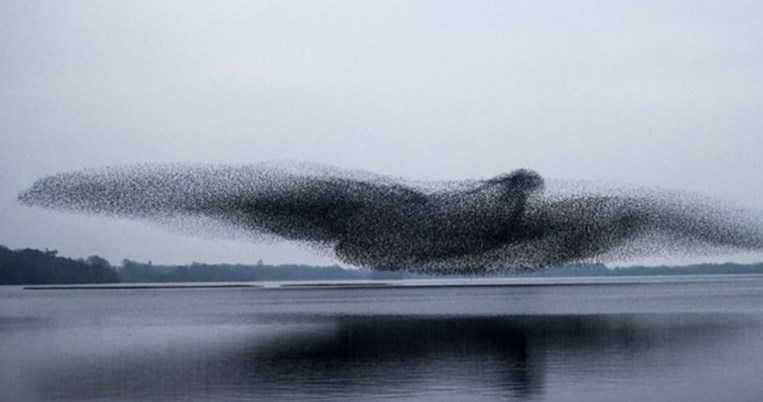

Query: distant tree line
[
  {"left": 118, "top": 259, "right": 415, "bottom": 283},
  {"left": 3, "top": 244, "right": 763, "bottom": 285},
  {"left": 0, "top": 245, "right": 119, "bottom": 285}
]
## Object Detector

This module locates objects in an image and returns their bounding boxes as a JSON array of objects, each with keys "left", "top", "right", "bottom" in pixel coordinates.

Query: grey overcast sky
[{"left": 1, "top": 0, "right": 762, "bottom": 266}]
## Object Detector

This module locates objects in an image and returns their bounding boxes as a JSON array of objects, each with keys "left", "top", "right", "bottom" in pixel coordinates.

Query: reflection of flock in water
[
  {"left": 36, "top": 313, "right": 755, "bottom": 401},
  {"left": 19, "top": 162, "right": 763, "bottom": 274}
]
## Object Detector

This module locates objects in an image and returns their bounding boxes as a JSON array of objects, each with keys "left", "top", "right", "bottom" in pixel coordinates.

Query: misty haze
[{"left": 2, "top": 1, "right": 763, "bottom": 401}]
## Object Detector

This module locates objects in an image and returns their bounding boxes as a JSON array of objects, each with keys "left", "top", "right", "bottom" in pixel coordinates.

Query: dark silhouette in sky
[{"left": 18, "top": 162, "right": 763, "bottom": 273}]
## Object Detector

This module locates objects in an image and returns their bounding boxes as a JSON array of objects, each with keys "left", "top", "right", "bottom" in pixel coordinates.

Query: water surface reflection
[{"left": 34, "top": 313, "right": 757, "bottom": 402}]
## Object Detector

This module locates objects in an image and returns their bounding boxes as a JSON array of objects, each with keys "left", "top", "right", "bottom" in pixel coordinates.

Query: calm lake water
[{"left": 2, "top": 275, "right": 763, "bottom": 402}]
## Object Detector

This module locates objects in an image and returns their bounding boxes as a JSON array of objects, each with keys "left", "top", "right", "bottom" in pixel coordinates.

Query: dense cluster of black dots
[{"left": 18, "top": 162, "right": 763, "bottom": 274}]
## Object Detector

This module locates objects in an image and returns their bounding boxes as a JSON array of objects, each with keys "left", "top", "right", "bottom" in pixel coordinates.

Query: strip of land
[{"left": 22, "top": 274, "right": 759, "bottom": 291}]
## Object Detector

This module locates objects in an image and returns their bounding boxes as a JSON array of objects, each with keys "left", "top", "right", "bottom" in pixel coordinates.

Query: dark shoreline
[{"left": 21, "top": 273, "right": 763, "bottom": 291}]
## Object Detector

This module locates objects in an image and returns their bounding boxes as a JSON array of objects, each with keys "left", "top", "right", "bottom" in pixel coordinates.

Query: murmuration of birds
[{"left": 18, "top": 162, "right": 763, "bottom": 274}]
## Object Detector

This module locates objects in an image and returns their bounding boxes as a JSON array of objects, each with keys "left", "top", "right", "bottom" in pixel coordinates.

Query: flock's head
[{"left": 485, "top": 169, "right": 545, "bottom": 198}]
